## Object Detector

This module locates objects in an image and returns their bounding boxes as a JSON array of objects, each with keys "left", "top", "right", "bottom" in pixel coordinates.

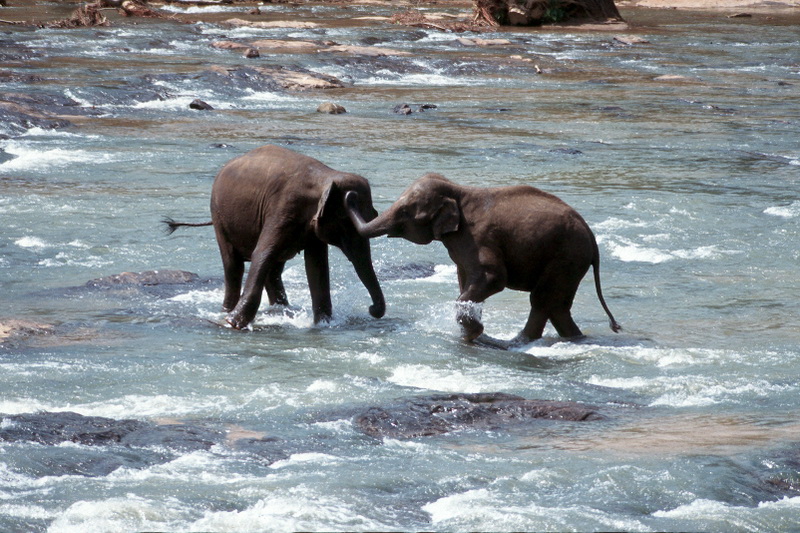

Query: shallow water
[{"left": 1, "top": 1, "right": 800, "bottom": 531}]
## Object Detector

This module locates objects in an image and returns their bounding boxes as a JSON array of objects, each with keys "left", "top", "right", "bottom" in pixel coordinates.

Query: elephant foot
[
  {"left": 225, "top": 311, "right": 253, "bottom": 330},
  {"left": 456, "top": 300, "right": 483, "bottom": 342},
  {"left": 369, "top": 302, "right": 386, "bottom": 319}
]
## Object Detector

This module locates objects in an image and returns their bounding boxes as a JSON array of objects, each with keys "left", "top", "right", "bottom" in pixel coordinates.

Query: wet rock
[
  {"left": 728, "top": 12, "right": 752, "bottom": 18},
  {"left": 393, "top": 103, "right": 438, "bottom": 115},
  {"left": 377, "top": 261, "right": 436, "bottom": 281},
  {"left": 243, "top": 47, "right": 260, "bottom": 58},
  {"left": 456, "top": 37, "right": 513, "bottom": 47},
  {"left": 189, "top": 98, "right": 214, "bottom": 110},
  {"left": 354, "top": 392, "right": 604, "bottom": 439},
  {"left": 317, "top": 102, "right": 346, "bottom": 114},
  {"left": 120, "top": 423, "right": 223, "bottom": 452},
  {"left": 249, "top": 39, "right": 320, "bottom": 52},
  {"left": 224, "top": 17, "right": 319, "bottom": 29},
  {"left": 0, "top": 92, "right": 78, "bottom": 136},
  {"left": 0, "top": 411, "right": 294, "bottom": 476},
  {"left": 325, "top": 44, "right": 411, "bottom": 57},
  {"left": 211, "top": 40, "right": 250, "bottom": 51},
  {"left": 614, "top": 35, "right": 650, "bottom": 45},
  {"left": 203, "top": 65, "right": 344, "bottom": 91},
  {"left": 0, "top": 412, "right": 149, "bottom": 446},
  {"left": 85, "top": 269, "right": 199, "bottom": 288},
  {"left": 0, "top": 319, "right": 54, "bottom": 345},
  {"left": 550, "top": 147, "right": 583, "bottom": 155}
]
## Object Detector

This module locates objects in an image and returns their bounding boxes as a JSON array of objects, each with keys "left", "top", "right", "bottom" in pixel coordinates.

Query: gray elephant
[
  {"left": 165, "top": 145, "right": 385, "bottom": 329},
  {"left": 345, "top": 173, "right": 620, "bottom": 345}
]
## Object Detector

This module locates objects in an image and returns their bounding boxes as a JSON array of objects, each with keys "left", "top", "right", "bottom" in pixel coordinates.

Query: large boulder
[{"left": 354, "top": 392, "right": 605, "bottom": 439}]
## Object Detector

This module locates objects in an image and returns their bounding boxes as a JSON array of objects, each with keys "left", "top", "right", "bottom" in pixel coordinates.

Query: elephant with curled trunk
[
  {"left": 164, "top": 145, "right": 385, "bottom": 329},
  {"left": 345, "top": 173, "right": 620, "bottom": 345}
]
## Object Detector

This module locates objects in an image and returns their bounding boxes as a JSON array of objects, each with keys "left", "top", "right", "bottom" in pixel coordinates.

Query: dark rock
[
  {"left": 549, "top": 148, "right": 583, "bottom": 155},
  {"left": 85, "top": 269, "right": 199, "bottom": 288},
  {"left": 243, "top": 47, "right": 260, "bottom": 58},
  {"left": 121, "top": 423, "right": 223, "bottom": 452},
  {"left": 0, "top": 92, "right": 81, "bottom": 136},
  {"left": 393, "top": 103, "right": 437, "bottom": 115},
  {"left": 189, "top": 98, "right": 214, "bottom": 110},
  {"left": 354, "top": 392, "right": 604, "bottom": 439},
  {"left": 394, "top": 103, "right": 413, "bottom": 115},
  {"left": 0, "top": 411, "right": 149, "bottom": 446}
]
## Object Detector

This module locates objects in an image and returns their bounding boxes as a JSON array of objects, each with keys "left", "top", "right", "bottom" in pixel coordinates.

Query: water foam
[
  {"left": 0, "top": 141, "right": 115, "bottom": 172},
  {"left": 764, "top": 201, "right": 800, "bottom": 218}
]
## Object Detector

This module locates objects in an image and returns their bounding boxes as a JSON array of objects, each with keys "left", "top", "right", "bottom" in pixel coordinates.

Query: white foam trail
[
  {"left": 764, "top": 200, "right": 800, "bottom": 218},
  {"left": 14, "top": 236, "right": 48, "bottom": 249}
]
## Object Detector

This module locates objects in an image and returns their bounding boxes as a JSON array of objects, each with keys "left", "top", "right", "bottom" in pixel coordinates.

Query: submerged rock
[
  {"left": 0, "top": 319, "right": 54, "bottom": 345},
  {"left": 189, "top": 98, "right": 214, "bottom": 110},
  {"left": 85, "top": 269, "right": 199, "bottom": 288},
  {"left": 393, "top": 103, "right": 438, "bottom": 115},
  {"left": 0, "top": 411, "right": 291, "bottom": 476},
  {"left": 377, "top": 261, "right": 436, "bottom": 281},
  {"left": 0, "top": 92, "right": 79, "bottom": 136},
  {"left": 354, "top": 392, "right": 604, "bottom": 439},
  {"left": 317, "top": 102, "right": 347, "bottom": 114}
]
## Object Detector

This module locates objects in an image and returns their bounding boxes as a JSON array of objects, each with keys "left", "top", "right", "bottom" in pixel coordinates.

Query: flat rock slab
[
  {"left": 354, "top": 392, "right": 605, "bottom": 439},
  {"left": 86, "top": 269, "right": 199, "bottom": 288},
  {"left": 0, "top": 411, "right": 289, "bottom": 476},
  {"left": 223, "top": 18, "right": 320, "bottom": 29},
  {"left": 205, "top": 65, "right": 344, "bottom": 90}
]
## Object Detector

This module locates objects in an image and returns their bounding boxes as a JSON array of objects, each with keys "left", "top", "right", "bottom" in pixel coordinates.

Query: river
[{"left": 1, "top": 1, "right": 799, "bottom": 531}]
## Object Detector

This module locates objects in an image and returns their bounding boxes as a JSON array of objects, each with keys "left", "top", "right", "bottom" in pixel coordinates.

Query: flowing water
[{"left": 1, "top": 1, "right": 800, "bottom": 531}]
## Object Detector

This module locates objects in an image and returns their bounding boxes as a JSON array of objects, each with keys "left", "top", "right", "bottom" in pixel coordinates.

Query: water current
[{"left": 1, "top": 1, "right": 799, "bottom": 531}]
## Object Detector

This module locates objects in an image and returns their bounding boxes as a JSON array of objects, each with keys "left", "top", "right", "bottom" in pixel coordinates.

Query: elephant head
[
  {"left": 313, "top": 174, "right": 386, "bottom": 319},
  {"left": 345, "top": 173, "right": 460, "bottom": 245}
]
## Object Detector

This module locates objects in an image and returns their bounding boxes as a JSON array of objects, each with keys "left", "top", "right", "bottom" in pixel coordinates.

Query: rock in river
[
  {"left": 85, "top": 269, "right": 199, "bottom": 288},
  {"left": 354, "top": 392, "right": 605, "bottom": 439}
]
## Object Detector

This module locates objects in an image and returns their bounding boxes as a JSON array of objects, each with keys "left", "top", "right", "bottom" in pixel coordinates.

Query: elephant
[
  {"left": 164, "top": 144, "right": 385, "bottom": 329},
  {"left": 345, "top": 173, "right": 620, "bottom": 345}
]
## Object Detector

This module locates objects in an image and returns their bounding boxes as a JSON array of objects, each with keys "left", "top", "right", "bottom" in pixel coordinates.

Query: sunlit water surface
[{"left": 1, "top": 2, "right": 799, "bottom": 531}]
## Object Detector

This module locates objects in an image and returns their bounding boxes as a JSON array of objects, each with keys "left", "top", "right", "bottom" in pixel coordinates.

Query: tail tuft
[
  {"left": 161, "top": 217, "right": 213, "bottom": 235},
  {"left": 161, "top": 216, "right": 180, "bottom": 235}
]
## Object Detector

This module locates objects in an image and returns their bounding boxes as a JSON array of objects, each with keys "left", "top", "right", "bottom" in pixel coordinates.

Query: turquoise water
[{"left": 1, "top": 2, "right": 799, "bottom": 531}]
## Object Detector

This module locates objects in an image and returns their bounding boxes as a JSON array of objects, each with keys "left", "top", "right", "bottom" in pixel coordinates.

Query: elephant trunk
[
  {"left": 344, "top": 237, "right": 386, "bottom": 319},
  {"left": 345, "top": 191, "right": 393, "bottom": 238}
]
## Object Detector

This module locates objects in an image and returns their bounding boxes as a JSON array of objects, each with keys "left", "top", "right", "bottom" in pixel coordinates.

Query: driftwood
[
  {"left": 46, "top": 0, "right": 174, "bottom": 28},
  {"left": 390, "top": 9, "right": 495, "bottom": 32}
]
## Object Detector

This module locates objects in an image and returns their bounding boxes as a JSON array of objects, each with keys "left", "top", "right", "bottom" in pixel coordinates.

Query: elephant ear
[
  {"left": 313, "top": 181, "right": 342, "bottom": 241},
  {"left": 432, "top": 197, "right": 460, "bottom": 239}
]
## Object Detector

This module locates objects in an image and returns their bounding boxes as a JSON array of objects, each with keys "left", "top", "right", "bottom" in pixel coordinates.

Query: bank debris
[{"left": 46, "top": 0, "right": 174, "bottom": 29}]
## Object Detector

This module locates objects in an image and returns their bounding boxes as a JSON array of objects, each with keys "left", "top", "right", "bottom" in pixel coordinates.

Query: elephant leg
[
  {"left": 264, "top": 261, "right": 288, "bottom": 307},
  {"left": 304, "top": 238, "right": 332, "bottom": 323},
  {"left": 456, "top": 266, "right": 506, "bottom": 342},
  {"left": 226, "top": 238, "right": 281, "bottom": 329},
  {"left": 516, "top": 298, "right": 549, "bottom": 344},
  {"left": 550, "top": 310, "right": 583, "bottom": 338},
  {"left": 215, "top": 228, "right": 244, "bottom": 312},
  {"left": 533, "top": 264, "right": 585, "bottom": 339}
]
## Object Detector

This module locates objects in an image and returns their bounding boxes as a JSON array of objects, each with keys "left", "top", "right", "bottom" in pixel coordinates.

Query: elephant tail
[
  {"left": 592, "top": 251, "right": 622, "bottom": 334},
  {"left": 161, "top": 216, "right": 212, "bottom": 235}
]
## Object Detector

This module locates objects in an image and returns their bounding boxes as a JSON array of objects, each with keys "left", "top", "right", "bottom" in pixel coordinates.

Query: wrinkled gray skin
[
  {"left": 172, "top": 145, "right": 385, "bottom": 329},
  {"left": 346, "top": 173, "right": 620, "bottom": 345}
]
